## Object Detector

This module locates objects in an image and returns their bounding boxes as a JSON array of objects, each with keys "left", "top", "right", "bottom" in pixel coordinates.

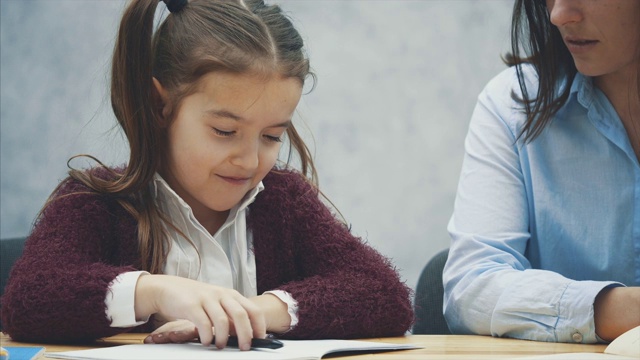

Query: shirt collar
[
  {"left": 571, "top": 72, "right": 594, "bottom": 111},
  {"left": 569, "top": 72, "right": 625, "bottom": 135},
  {"left": 151, "top": 173, "right": 264, "bottom": 221}
]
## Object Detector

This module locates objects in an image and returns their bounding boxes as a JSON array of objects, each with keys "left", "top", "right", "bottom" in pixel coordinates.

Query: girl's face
[
  {"left": 159, "top": 72, "right": 302, "bottom": 229},
  {"left": 547, "top": 0, "right": 640, "bottom": 80}
]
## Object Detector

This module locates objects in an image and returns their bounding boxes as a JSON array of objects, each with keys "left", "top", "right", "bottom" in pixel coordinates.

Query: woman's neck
[{"left": 595, "top": 66, "right": 640, "bottom": 161}]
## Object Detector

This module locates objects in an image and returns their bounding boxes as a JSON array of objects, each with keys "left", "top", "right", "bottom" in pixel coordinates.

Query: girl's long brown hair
[{"left": 65, "top": 0, "right": 316, "bottom": 273}]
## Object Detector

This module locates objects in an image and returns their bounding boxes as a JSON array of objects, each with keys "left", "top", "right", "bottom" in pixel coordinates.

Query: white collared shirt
[
  {"left": 105, "top": 174, "right": 297, "bottom": 329},
  {"left": 155, "top": 173, "right": 261, "bottom": 296}
]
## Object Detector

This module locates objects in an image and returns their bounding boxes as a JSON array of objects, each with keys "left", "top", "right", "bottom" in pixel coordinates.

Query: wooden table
[{"left": 1, "top": 332, "right": 607, "bottom": 359}]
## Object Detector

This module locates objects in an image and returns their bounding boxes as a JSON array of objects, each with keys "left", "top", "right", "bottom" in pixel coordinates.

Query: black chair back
[
  {"left": 413, "top": 248, "right": 451, "bottom": 334},
  {"left": 1, "top": 237, "right": 27, "bottom": 329}
]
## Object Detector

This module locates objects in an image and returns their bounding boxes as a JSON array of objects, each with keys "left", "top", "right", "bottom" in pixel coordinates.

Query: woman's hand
[
  {"left": 594, "top": 286, "right": 640, "bottom": 342},
  {"left": 134, "top": 274, "right": 266, "bottom": 350}
]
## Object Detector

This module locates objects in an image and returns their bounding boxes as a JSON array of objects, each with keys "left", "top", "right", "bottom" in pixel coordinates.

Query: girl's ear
[{"left": 152, "top": 77, "right": 171, "bottom": 126}]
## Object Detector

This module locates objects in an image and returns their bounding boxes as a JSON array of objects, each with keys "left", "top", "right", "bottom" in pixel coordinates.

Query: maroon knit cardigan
[{"left": 1, "top": 168, "right": 413, "bottom": 343}]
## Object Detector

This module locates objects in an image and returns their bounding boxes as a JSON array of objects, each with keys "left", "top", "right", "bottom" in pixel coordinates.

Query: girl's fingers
[
  {"left": 188, "top": 309, "right": 215, "bottom": 347},
  {"left": 235, "top": 296, "right": 267, "bottom": 339},
  {"left": 144, "top": 329, "right": 198, "bottom": 344},
  {"left": 146, "top": 320, "right": 196, "bottom": 344},
  {"left": 220, "top": 297, "right": 253, "bottom": 350},
  {"left": 144, "top": 333, "right": 163, "bottom": 344},
  {"left": 203, "top": 301, "right": 230, "bottom": 349},
  {"left": 148, "top": 278, "right": 268, "bottom": 350},
  {"left": 152, "top": 319, "right": 195, "bottom": 335},
  {"left": 168, "top": 329, "right": 199, "bottom": 343}
]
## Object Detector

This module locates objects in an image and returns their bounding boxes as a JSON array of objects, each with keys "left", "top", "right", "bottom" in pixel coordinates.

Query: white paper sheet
[{"left": 45, "top": 339, "right": 421, "bottom": 360}]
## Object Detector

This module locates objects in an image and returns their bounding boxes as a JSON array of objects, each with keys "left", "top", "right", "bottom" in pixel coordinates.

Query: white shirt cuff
[
  {"left": 105, "top": 271, "right": 150, "bottom": 328},
  {"left": 264, "top": 290, "right": 299, "bottom": 330}
]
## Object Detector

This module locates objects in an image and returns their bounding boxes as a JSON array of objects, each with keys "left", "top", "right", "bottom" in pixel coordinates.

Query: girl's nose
[
  {"left": 547, "top": 0, "right": 583, "bottom": 28},
  {"left": 230, "top": 140, "right": 259, "bottom": 170}
]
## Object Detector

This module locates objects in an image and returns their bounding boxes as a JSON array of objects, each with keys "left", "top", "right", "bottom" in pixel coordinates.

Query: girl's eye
[
  {"left": 264, "top": 135, "right": 283, "bottom": 143},
  {"left": 212, "top": 128, "right": 234, "bottom": 137}
]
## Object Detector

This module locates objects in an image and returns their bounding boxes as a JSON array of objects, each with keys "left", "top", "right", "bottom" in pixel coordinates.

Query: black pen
[
  {"left": 224, "top": 336, "right": 283, "bottom": 349},
  {"left": 192, "top": 336, "right": 284, "bottom": 349}
]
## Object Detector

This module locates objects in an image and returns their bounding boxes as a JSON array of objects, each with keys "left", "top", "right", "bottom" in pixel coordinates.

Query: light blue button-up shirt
[{"left": 443, "top": 64, "right": 640, "bottom": 343}]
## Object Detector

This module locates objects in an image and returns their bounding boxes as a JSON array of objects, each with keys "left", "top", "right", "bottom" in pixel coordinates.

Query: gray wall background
[{"left": 0, "top": 0, "right": 514, "bottom": 296}]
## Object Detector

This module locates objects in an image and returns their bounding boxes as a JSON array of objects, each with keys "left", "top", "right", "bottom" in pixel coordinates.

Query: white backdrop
[{"left": 0, "top": 0, "right": 514, "bottom": 294}]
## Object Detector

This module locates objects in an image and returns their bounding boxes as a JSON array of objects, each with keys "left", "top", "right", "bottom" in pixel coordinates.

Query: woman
[{"left": 443, "top": 0, "right": 640, "bottom": 343}]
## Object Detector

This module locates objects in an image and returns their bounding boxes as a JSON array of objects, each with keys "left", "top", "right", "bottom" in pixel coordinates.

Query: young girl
[
  {"left": 443, "top": 0, "right": 639, "bottom": 343},
  {"left": 1, "top": 0, "right": 413, "bottom": 349}
]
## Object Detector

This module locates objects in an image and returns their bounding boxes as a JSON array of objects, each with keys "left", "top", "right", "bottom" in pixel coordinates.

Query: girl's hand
[
  {"left": 134, "top": 274, "right": 266, "bottom": 350},
  {"left": 143, "top": 319, "right": 198, "bottom": 344},
  {"left": 248, "top": 293, "right": 292, "bottom": 334}
]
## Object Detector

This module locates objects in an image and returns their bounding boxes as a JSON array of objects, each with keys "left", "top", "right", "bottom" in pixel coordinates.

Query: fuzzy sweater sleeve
[
  {"left": 251, "top": 171, "right": 414, "bottom": 339},
  {"left": 1, "top": 177, "right": 143, "bottom": 343}
]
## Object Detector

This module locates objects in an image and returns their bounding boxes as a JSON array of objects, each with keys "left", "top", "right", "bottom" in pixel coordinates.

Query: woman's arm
[{"left": 443, "top": 67, "right": 621, "bottom": 343}]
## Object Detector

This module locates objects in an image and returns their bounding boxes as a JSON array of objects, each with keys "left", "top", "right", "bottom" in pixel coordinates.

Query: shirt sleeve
[
  {"left": 443, "top": 68, "right": 623, "bottom": 343},
  {"left": 263, "top": 290, "right": 299, "bottom": 330},
  {"left": 105, "top": 271, "right": 150, "bottom": 328}
]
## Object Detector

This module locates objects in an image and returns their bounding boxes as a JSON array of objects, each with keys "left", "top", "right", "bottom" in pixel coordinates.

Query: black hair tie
[{"left": 163, "top": 0, "right": 188, "bottom": 13}]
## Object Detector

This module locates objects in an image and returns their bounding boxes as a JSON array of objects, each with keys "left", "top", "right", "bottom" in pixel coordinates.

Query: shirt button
[{"left": 572, "top": 332, "right": 583, "bottom": 343}]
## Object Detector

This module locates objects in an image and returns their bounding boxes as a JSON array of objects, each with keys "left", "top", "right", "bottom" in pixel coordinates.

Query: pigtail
[
  {"left": 67, "top": 0, "right": 169, "bottom": 273},
  {"left": 70, "top": 0, "right": 160, "bottom": 192},
  {"left": 110, "top": 0, "right": 169, "bottom": 273},
  {"left": 110, "top": 0, "right": 161, "bottom": 192}
]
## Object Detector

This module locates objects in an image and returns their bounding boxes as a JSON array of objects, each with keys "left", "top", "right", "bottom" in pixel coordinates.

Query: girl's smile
[{"left": 216, "top": 175, "right": 252, "bottom": 186}]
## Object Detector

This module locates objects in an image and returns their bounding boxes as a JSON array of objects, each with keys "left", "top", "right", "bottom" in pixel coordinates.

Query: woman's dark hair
[
  {"left": 506, "top": 0, "right": 640, "bottom": 143},
  {"left": 504, "top": 0, "right": 577, "bottom": 143},
  {"left": 63, "top": 0, "right": 316, "bottom": 273}
]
